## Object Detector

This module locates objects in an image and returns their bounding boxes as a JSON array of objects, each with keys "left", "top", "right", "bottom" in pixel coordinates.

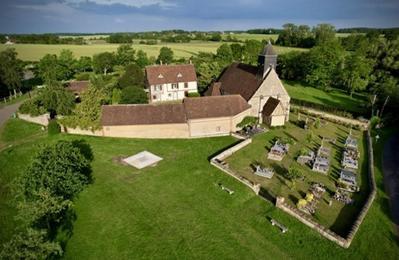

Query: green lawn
[
  {"left": 0, "top": 41, "right": 306, "bottom": 61},
  {"left": 225, "top": 114, "right": 368, "bottom": 236},
  {"left": 0, "top": 119, "right": 398, "bottom": 259},
  {"left": 284, "top": 80, "right": 368, "bottom": 115}
]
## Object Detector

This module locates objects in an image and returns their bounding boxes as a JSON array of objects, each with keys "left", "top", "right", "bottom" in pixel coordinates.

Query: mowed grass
[
  {"left": 225, "top": 115, "right": 368, "bottom": 236},
  {"left": 284, "top": 80, "right": 368, "bottom": 114},
  {"left": 0, "top": 119, "right": 398, "bottom": 259},
  {"left": 0, "top": 41, "right": 306, "bottom": 61}
]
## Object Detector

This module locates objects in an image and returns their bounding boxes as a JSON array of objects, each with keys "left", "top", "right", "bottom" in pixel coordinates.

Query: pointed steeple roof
[{"left": 261, "top": 40, "right": 277, "bottom": 56}]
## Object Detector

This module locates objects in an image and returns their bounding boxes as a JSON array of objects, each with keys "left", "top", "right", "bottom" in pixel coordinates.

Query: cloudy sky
[{"left": 1, "top": 0, "right": 398, "bottom": 33}]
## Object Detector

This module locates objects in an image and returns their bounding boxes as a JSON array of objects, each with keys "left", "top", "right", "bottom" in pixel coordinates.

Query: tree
[
  {"left": 116, "top": 44, "right": 136, "bottom": 66},
  {"left": 216, "top": 43, "right": 233, "bottom": 66},
  {"left": 340, "top": 52, "right": 373, "bottom": 96},
  {"left": 196, "top": 61, "right": 222, "bottom": 93},
  {"left": 61, "top": 82, "right": 108, "bottom": 129},
  {"left": 314, "top": 24, "right": 336, "bottom": 45},
  {"left": 243, "top": 40, "right": 263, "bottom": 65},
  {"left": 135, "top": 50, "right": 150, "bottom": 68},
  {"left": 305, "top": 41, "right": 344, "bottom": 90},
  {"left": 157, "top": 47, "right": 174, "bottom": 64},
  {"left": 277, "top": 51, "right": 308, "bottom": 81},
  {"left": 74, "top": 56, "right": 92, "bottom": 73},
  {"left": 120, "top": 86, "right": 147, "bottom": 104},
  {"left": 57, "top": 49, "right": 76, "bottom": 80},
  {"left": 0, "top": 228, "right": 62, "bottom": 259},
  {"left": 38, "top": 54, "right": 59, "bottom": 83},
  {"left": 230, "top": 43, "right": 243, "bottom": 61},
  {"left": 20, "top": 140, "right": 92, "bottom": 200},
  {"left": 112, "top": 88, "right": 122, "bottom": 104},
  {"left": 39, "top": 81, "right": 75, "bottom": 116},
  {"left": 93, "top": 52, "right": 115, "bottom": 75},
  {"left": 0, "top": 48, "right": 23, "bottom": 97},
  {"left": 118, "top": 64, "right": 144, "bottom": 88}
]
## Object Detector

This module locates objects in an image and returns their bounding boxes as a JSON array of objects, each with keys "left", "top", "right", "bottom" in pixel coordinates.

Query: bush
[
  {"left": 187, "top": 92, "right": 200, "bottom": 97},
  {"left": 48, "top": 120, "right": 61, "bottom": 135},
  {"left": 237, "top": 116, "right": 258, "bottom": 128},
  {"left": 18, "top": 98, "right": 46, "bottom": 116},
  {"left": 74, "top": 72, "right": 92, "bottom": 81}
]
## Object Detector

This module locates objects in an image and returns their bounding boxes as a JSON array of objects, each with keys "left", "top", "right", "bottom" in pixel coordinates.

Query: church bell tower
[{"left": 258, "top": 41, "right": 277, "bottom": 78}]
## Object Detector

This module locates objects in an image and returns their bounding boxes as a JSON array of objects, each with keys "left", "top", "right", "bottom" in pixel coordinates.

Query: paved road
[
  {"left": 0, "top": 102, "right": 22, "bottom": 128},
  {"left": 383, "top": 133, "right": 399, "bottom": 236}
]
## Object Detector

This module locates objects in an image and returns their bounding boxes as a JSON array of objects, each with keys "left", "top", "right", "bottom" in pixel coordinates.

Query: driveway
[
  {"left": 0, "top": 102, "right": 22, "bottom": 128},
  {"left": 383, "top": 133, "right": 399, "bottom": 236}
]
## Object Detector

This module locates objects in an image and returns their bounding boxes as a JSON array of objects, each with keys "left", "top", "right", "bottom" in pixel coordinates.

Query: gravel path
[
  {"left": 382, "top": 133, "right": 399, "bottom": 236},
  {"left": 0, "top": 101, "right": 22, "bottom": 128}
]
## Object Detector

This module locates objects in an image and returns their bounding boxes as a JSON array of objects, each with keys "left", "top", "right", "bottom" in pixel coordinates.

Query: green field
[
  {"left": 0, "top": 41, "right": 306, "bottom": 61},
  {"left": 0, "top": 118, "right": 398, "bottom": 258},
  {"left": 284, "top": 81, "right": 368, "bottom": 115},
  {"left": 222, "top": 33, "right": 279, "bottom": 41},
  {"left": 226, "top": 115, "right": 368, "bottom": 235}
]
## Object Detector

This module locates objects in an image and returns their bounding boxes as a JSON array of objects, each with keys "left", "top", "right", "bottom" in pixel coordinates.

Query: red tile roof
[
  {"left": 101, "top": 95, "right": 251, "bottom": 126},
  {"left": 204, "top": 82, "right": 222, "bottom": 96},
  {"left": 145, "top": 64, "right": 197, "bottom": 85},
  {"left": 66, "top": 81, "right": 89, "bottom": 93},
  {"left": 183, "top": 95, "right": 250, "bottom": 120}
]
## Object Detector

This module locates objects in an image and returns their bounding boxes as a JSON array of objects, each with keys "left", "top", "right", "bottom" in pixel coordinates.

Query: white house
[{"left": 145, "top": 64, "right": 198, "bottom": 103}]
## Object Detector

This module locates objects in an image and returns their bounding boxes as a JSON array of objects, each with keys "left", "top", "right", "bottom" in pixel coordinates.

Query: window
[
  {"left": 177, "top": 73, "right": 182, "bottom": 78},
  {"left": 184, "top": 82, "right": 188, "bottom": 88},
  {"left": 154, "top": 85, "right": 162, "bottom": 91},
  {"left": 171, "top": 83, "right": 178, "bottom": 89},
  {"left": 216, "top": 126, "right": 221, "bottom": 132},
  {"left": 158, "top": 74, "right": 164, "bottom": 78},
  {"left": 168, "top": 93, "right": 172, "bottom": 97},
  {"left": 152, "top": 95, "right": 157, "bottom": 100}
]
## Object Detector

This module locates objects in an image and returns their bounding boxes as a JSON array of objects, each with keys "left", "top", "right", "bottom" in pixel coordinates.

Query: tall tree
[
  {"left": 0, "top": 48, "right": 23, "bottom": 96},
  {"left": 116, "top": 44, "right": 136, "bottom": 66},
  {"left": 230, "top": 43, "right": 243, "bottom": 61},
  {"left": 216, "top": 43, "right": 233, "bottom": 66},
  {"left": 313, "top": 24, "right": 336, "bottom": 45},
  {"left": 135, "top": 50, "right": 150, "bottom": 68},
  {"left": 340, "top": 52, "right": 373, "bottom": 96},
  {"left": 120, "top": 86, "right": 148, "bottom": 104},
  {"left": 39, "top": 81, "right": 75, "bottom": 116},
  {"left": 38, "top": 54, "right": 59, "bottom": 83},
  {"left": 157, "top": 47, "right": 174, "bottom": 64},
  {"left": 243, "top": 39, "right": 263, "bottom": 65},
  {"left": 74, "top": 56, "right": 92, "bottom": 73},
  {"left": 118, "top": 64, "right": 144, "bottom": 88},
  {"left": 93, "top": 52, "right": 115, "bottom": 75},
  {"left": 58, "top": 49, "right": 76, "bottom": 80}
]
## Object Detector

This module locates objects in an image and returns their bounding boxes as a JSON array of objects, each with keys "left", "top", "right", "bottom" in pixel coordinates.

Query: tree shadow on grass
[{"left": 56, "top": 208, "right": 77, "bottom": 253}]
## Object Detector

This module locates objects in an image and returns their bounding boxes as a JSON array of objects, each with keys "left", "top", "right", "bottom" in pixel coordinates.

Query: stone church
[{"left": 205, "top": 42, "right": 290, "bottom": 126}]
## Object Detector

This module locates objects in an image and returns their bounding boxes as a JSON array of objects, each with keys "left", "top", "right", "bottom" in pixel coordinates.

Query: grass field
[
  {"left": 284, "top": 80, "right": 368, "bottom": 115},
  {"left": 225, "top": 115, "right": 368, "bottom": 236},
  {"left": 0, "top": 41, "right": 306, "bottom": 61},
  {"left": 0, "top": 119, "right": 398, "bottom": 259}
]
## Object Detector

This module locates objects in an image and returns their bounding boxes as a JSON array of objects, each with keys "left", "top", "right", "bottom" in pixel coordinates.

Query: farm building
[{"left": 100, "top": 95, "right": 251, "bottom": 138}]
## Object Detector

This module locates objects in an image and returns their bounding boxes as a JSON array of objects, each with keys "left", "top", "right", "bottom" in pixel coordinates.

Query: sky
[{"left": 0, "top": 0, "right": 398, "bottom": 33}]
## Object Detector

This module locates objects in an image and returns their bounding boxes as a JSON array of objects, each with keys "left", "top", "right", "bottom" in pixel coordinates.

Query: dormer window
[
  {"left": 158, "top": 74, "right": 164, "bottom": 78},
  {"left": 177, "top": 73, "right": 182, "bottom": 78}
]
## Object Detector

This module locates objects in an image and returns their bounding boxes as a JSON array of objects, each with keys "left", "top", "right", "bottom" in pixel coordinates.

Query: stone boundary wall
[
  {"left": 275, "top": 197, "right": 348, "bottom": 247},
  {"left": 210, "top": 129, "right": 376, "bottom": 248},
  {"left": 62, "top": 126, "right": 103, "bottom": 136},
  {"left": 210, "top": 138, "right": 261, "bottom": 194},
  {"left": 17, "top": 113, "right": 50, "bottom": 126},
  {"left": 292, "top": 105, "right": 369, "bottom": 129}
]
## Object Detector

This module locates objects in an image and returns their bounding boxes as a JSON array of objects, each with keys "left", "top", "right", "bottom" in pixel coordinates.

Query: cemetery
[{"left": 224, "top": 113, "right": 369, "bottom": 236}]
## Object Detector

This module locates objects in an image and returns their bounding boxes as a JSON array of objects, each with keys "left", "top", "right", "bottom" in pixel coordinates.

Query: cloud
[{"left": 65, "top": 0, "right": 176, "bottom": 8}]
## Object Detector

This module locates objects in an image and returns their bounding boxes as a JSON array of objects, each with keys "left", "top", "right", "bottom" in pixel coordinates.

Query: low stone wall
[
  {"left": 275, "top": 197, "right": 349, "bottom": 247},
  {"left": 292, "top": 105, "right": 369, "bottom": 129},
  {"left": 17, "top": 113, "right": 50, "bottom": 126},
  {"left": 62, "top": 126, "right": 103, "bottom": 136},
  {"left": 210, "top": 138, "right": 261, "bottom": 194}
]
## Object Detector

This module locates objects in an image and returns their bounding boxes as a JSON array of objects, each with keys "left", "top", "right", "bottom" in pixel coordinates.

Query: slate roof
[
  {"left": 261, "top": 41, "right": 277, "bottom": 56},
  {"left": 101, "top": 95, "right": 251, "bottom": 126},
  {"left": 262, "top": 97, "right": 281, "bottom": 116},
  {"left": 217, "top": 62, "right": 263, "bottom": 101},
  {"left": 145, "top": 64, "right": 197, "bottom": 85}
]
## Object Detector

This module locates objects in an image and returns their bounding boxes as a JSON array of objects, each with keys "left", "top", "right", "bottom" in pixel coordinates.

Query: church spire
[{"left": 258, "top": 41, "right": 277, "bottom": 78}]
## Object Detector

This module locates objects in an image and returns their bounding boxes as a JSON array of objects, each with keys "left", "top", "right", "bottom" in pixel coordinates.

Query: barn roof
[{"left": 262, "top": 97, "right": 282, "bottom": 116}]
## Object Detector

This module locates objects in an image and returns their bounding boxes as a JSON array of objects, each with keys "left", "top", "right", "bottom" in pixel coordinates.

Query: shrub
[
  {"left": 18, "top": 98, "right": 46, "bottom": 116},
  {"left": 237, "top": 116, "right": 258, "bottom": 128},
  {"left": 48, "top": 120, "right": 61, "bottom": 135},
  {"left": 74, "top": 72, "right": 92, "bottom": 81},
  {"left": 187, "top": 92, "right": 200, "bottom": 97},
  {"left": 370, "top": 116, "right": 380, "bottom": 129}
]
